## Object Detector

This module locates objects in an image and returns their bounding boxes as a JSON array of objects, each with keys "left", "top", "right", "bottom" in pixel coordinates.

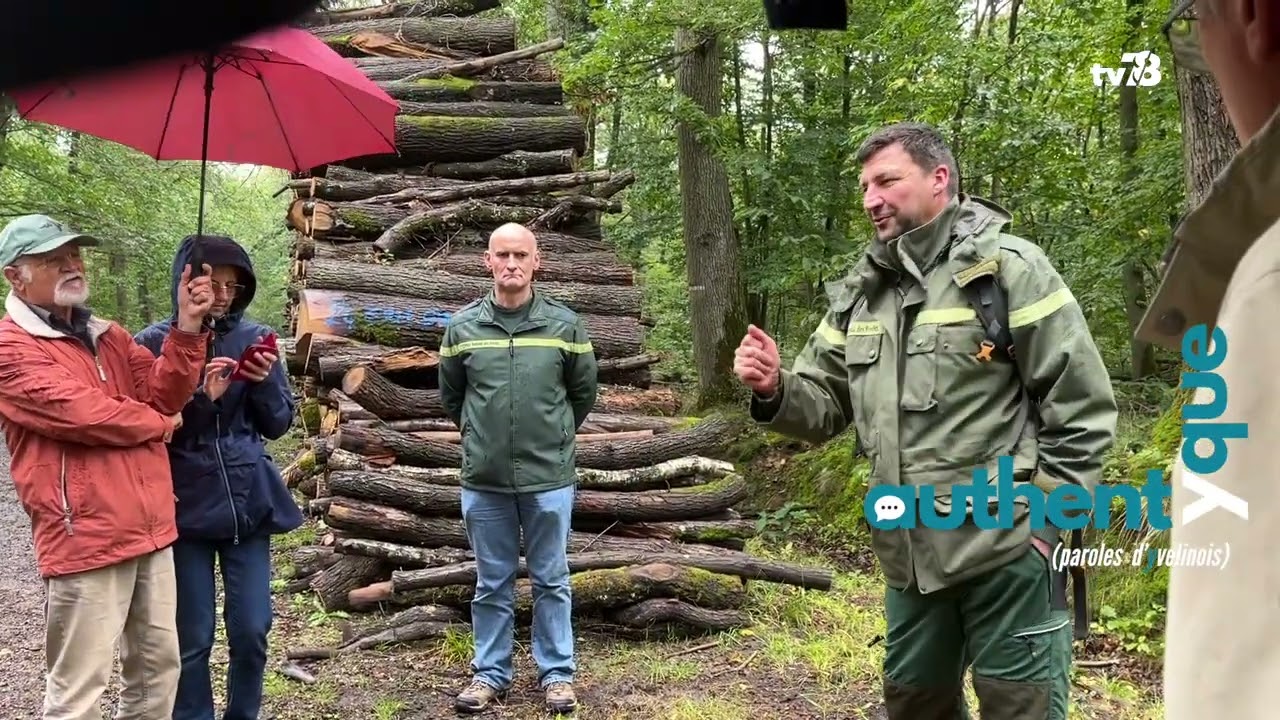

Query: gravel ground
[{"left": 0, "top": 441, "right": 47, "bottom": 719}]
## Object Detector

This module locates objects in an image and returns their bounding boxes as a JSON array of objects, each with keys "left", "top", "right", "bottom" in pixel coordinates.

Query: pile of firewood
[{"left": 273, "top": 0, "right": 833, "bottom": 653}]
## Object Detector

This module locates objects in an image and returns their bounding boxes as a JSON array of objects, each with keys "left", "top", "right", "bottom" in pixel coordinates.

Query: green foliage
[
  {"left": 782, "top": 430, "right": 871, "bottom": 543},
  {"left": 0, "top": 118, "right": 291, "bottom": 333},
  {"left": 1092, "top": 602, "right": 1166, "bottom": 658}
]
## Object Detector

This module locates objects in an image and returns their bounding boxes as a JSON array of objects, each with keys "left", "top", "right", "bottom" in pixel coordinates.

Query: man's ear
[
  {"left": 1246, "top": 0, "right": 1280, "bottom": 59},
  {"left": 934, "top": 165, "right": 950, "bottom": 196},
  {"left": 2, "top": 265, "right": 22, "bottom": 289}
]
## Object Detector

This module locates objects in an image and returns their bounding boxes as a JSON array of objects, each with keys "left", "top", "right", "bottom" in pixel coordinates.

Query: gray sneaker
[
  {"left": 454, "top": 680, "right": 505, "bottom": 714},
  {"left": 544, "top": 681, "right": 578, "bottom": 714}
]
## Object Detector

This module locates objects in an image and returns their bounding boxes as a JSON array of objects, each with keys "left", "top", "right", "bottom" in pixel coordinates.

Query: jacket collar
[
  {"left": 841, "top": 194, "right": 1011, "bottom": 304},
  {"left": 5, "top": 291, "right": 111, "bottom": 342},
  {"left": 1136, "top": 105, "right": 1280, "bottom": 351},
  {"left": 479, "top": 287, "right": 546, "bottom": 324}
]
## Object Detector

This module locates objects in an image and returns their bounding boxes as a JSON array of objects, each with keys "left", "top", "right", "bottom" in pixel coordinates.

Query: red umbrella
[{"left": 8, "top": 25, "right": 398, "bottom": 269}]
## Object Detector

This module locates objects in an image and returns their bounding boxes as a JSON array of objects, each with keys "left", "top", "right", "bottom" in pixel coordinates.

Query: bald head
[
  {"left": 488, "top": 222, "right": 538, "bottom": 251},
  {"left": 485, "top": 223, "right": 540, "bottom": 302}
]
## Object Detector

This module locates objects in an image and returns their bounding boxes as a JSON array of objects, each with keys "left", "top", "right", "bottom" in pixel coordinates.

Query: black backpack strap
[
  {"left": 959, "top": 272, "right": 1090, "bottom": 641},
  {"left": 959, "top": 273, "right": 1015, "bottom": 363}
]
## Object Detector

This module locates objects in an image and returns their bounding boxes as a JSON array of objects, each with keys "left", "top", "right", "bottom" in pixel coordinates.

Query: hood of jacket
[{"left": 169, "top": 234, "right": 258, "bottom": 332}]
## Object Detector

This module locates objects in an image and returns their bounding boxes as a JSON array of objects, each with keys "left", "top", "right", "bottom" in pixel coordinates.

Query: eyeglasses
[
  {"left": 211, "top": 281, "right": 243, "bottom": 294},
  {"left": 1162, "top": 0, "right": 1212, "bottom": 75}
]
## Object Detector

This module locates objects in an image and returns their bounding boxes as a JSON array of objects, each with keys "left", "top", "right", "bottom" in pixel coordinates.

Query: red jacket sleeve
[
  {"left": 0, "top": 333, "right": 171, "bottom": 446},
  {"left": 124, "top": 322, "right": 209, "bottom": 415}
]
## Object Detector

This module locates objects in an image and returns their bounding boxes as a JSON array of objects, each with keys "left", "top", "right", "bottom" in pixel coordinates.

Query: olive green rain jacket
[{"left": 752, "top": 194, "right": 1118, "bottom": 594}]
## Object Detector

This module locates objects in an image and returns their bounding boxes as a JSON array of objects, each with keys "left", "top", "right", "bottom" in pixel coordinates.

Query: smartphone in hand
[{"left": 230, "top": 332, "right": 278, "bottom": 381}]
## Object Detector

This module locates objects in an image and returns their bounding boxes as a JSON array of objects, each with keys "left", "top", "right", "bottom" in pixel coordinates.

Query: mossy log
[
  {"left": 288, "top": 169, "right": 611, "bottom": 204},
  {"left": 368, "top": 563, "right": 748, "bottom": 613},
  {"left": 378, "top": 80, "right": 563, "bottom": 105},
  {"left": 296, "top": 0, "right": 502, "bottom": 26},
  {"left": 309, "top": 555, "right": 388, "bottom": 612},
  {"left": 325, "top": 149, "right": 577, "bottom": 181},
  {"left": 286, "top": 604, "right": 466, "bottom": 660},
  {"left": 312, "top": 17, "right": 516, "bottom": 56},
  {"left": 332, "top": 411, "right": 727, "bottom": 470},
  {"left": 291, "top": 197, "right": 600, "bottom": 243},
  {"left": 608, "top": 598, "right": 749, "bottom": 633},
  {"left": 293, "top": 289, "right": 644, "bottom": 358},
  {"left": 389, "top": 549, "right": 830, "bottom": 596},
  {"left": 326, "top": 469, "right": 748, "bottom": 522},
  {"left": 334, "top": 537, "right": 473, "bottom": 568},
  {"left": 299, "top": 260, "right": 641, "bottom": 316},
  {"left": 324, "top": 497, "right": 742, "bottom": 557},
  {"left": 335, "top": 116, "right": 582, "bottom": 173},
  {"left": 397, "top": 100, "right": 571, "bottom": 117},
  {"left": 353, "top": 57, "right": 557, "bottom": 83}
]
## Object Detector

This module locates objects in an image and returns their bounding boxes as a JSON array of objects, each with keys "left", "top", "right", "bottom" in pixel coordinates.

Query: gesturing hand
[
  {"left": 733, "top": 324, "right": 781, "bottom": 396},
  {"left": 203, "top": 357, "right": 237, "bottom": 401},
  {"left": 176, "top": 263, "right": 214, "bottom": 333}
]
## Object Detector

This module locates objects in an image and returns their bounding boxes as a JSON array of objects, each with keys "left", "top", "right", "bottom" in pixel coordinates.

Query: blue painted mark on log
[{"left": 326, "top": 294, "right": 454, "bottom": 335}]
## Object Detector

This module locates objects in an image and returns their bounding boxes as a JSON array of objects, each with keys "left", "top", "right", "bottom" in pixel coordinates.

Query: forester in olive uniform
[
  {"left": 734, "top": 122, "right": 1117, "bottom": 720},
  {"left": 438, "top": 223, "right": 598, "bottom": 716}
]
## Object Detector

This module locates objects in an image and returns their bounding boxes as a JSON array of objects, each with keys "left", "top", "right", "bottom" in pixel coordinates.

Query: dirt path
[{"left": 0, "top": 441, "right": 47, "bottom": 718}]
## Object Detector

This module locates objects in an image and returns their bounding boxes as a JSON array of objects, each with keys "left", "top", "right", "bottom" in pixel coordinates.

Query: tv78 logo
[{"left": 1091, "top": 51, "right": 1163, "bottom": 87}]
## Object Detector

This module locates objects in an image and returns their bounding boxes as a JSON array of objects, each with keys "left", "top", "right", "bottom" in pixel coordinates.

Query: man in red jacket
[{"left": 0, "top": 214, "right": 215, "bottom": 719}]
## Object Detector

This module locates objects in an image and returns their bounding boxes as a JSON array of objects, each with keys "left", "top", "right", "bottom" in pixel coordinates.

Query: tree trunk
[
  {"left": 312, "top": 17, "right": 517, "bottom": 57},
  {"left": 336, "top": 116, "right": 583, "bottom": 172},
  {"left": 351, "top": 57, "right": 557, "bottom": 83},
  {"left": 390, "top": 550, "right": 831, "bottom": 595},
  {"left": 300, "top": 259, "right": 641, "bottom": 316},
  {"left": 289, "top": 169, "right": 611, "bottom": 203},
  {"left": 1176, "top": 67, "right": 1240, "bottom": 206},
  {"left": 328, "top": 150, "right": 577, "bottom": 181},
  {"left": 398, "top": 100, "right": 571, "bottom": 117},
  {"left": 309, "top": 555, "right": 388, "bottom": 611},
  {"left": 327, "top": 469, "right": 747, "bottom": 522},
  {"left": 320, "top": 448, "right": 732, "bottom": 489},
  {"left": 379, "top": 80, "right": 563, "bottom": 105},
  {"left": 333, "top": 413, "right": 734, "bottom": 469},
  {"left": 334, "top": 537, "right": 473, "bottom": 567},
  {"left": 293, "top": 288, "right": 643, "bottom": 358},
  {"left": 297, "top": 0, "right": 502, "bottom": 26},
  {"left": 607, "top": 598, "right": 748, "bottom": 633},
  {"left": 364, "top": 562, "right": 754, "bottom": 615},
  {"left": 673, "top": 28, "right": 749, "bottom": 410},
  {"left": 293, "top": 198, "right": 600, "bottom": 246}
]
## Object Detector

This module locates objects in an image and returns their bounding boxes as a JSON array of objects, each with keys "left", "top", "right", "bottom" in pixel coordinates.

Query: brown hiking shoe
[
  {"left": 544, "top": 681, "right": 578, "bottom": 714},
  {"left": 454, "top": 680, "right": 504, "bottom": 714}
]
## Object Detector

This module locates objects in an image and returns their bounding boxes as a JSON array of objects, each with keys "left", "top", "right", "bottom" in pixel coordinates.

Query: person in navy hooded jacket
[{"left": 135, "top": 234, "right": 303, "bottom": 720}]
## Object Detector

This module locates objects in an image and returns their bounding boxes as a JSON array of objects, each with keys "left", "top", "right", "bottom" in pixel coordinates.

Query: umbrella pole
[{"left": 192, "top": 52, "right": 215, "bottom": 276}]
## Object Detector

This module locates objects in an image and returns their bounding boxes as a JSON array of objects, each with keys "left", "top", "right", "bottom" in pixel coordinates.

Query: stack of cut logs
[{"left": 274, "top": 0, "right": 833, "bottom": 653}]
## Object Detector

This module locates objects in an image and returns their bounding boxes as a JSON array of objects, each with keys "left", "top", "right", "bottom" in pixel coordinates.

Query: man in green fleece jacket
[{"left": 437, "top": 222, "right": 598, "bottom": 716}]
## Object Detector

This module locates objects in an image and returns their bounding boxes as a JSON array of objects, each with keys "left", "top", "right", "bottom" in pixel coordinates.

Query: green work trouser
[{"left": 881, "top": 545, "right": 1073, "bottom": 720}]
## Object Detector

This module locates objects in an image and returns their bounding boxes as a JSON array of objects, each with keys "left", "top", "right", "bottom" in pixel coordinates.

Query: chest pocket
[
  {"left": 841, "top": 308, "right": 882, "bottom": 440},
  {"left": 902, "top": 314, "right": 995, "bottom": 412}
]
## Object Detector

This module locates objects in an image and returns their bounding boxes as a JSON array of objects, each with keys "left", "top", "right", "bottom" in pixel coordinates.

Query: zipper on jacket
[
  {"left": 59, "top": 451, "right": 73, "bottom": 535},
  {"left": 509, "top": 335, "right": 517, "bottom": 490},
  {"left": 93, "top": 355, "right": 106, "bottom": 382},
  {"left": 214, "top": 416, "right": 241, "bottom": 545}
]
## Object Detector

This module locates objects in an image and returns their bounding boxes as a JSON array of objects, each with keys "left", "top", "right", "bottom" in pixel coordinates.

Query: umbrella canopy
[{"left": 10, "top": 26, "right": 398, "bottom": 171}]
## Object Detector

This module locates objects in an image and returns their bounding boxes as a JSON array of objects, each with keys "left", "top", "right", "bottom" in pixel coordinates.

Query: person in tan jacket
[{"left": 1136, "top": 2, "right": 1280, "bottom": 717}]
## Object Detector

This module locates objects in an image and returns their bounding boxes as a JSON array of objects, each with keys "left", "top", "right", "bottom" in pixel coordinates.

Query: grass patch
[{"left": 662, "top": 696, "right": 751, "bottom": 720}]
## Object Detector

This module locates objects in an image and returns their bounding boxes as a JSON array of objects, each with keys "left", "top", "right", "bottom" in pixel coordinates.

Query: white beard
[{"left": 53, "top": 277, "right": 89, "bottom": 307}]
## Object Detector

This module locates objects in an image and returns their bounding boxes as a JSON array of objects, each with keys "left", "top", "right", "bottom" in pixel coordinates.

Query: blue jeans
[
  {"left": 171, "top": 534, "right": 274, "bottom": 720},
  {"left": 461, "top": 485, "right": 575, "bottom": 690}
]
